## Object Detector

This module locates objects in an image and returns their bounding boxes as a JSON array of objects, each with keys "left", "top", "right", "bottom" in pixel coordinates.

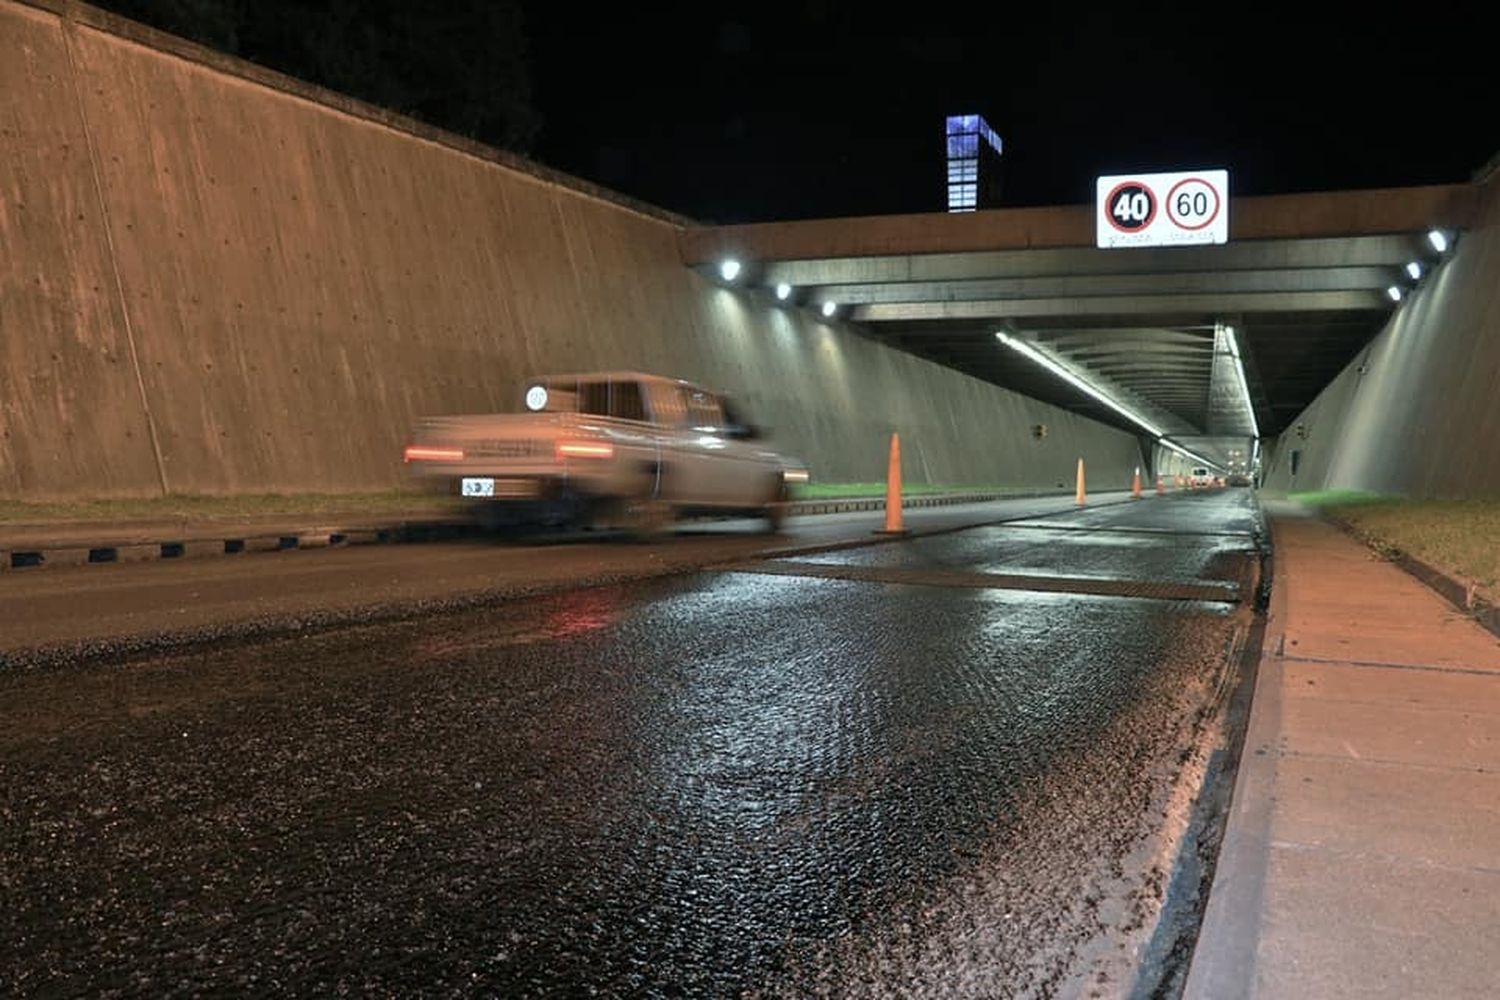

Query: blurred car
[
  {"left": 1225, "top": 472, "right": 1252, "bottom": 487},
  {"left": 402, "top": 371, "right": 809, "bottom": 533},
  {"left": 1187, "top": 466, "right": 1215, "bottom": 489}
]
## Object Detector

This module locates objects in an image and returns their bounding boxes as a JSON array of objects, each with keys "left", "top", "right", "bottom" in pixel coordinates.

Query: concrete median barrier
[{"left": 0, "top": 490, "right": 1100, "bottom": 574}]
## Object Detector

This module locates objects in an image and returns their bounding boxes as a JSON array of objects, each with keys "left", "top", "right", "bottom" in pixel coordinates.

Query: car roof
[{"left": 532, "top": 371, "right": 717, "bottom": 393}]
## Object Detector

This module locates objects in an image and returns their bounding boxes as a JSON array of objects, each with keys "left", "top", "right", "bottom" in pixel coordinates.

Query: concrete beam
[
  {"left": 894, "top": 337, "right": 1237, "bottom": 356},
  {"left": 1057, "top": 336, "right": 1215, "bottom": 352},
  {"left": 853, "top": 291, "right": 1388, "bottom": 322},
  {"left": 1115, "top": 387, "right": 1212, "bottom": 396},
  {"left": 722, "top": 235, "right": 1437, "bottom": 287},
  {"left": 1090, "top": 365, "right": 1213, "bottom": 377},
  {"left": 1118, "top": 377, "right": 1209, "bottom": 384},
  {"left": 1075, "top": 350, "right": 1214, "bottom": 363},
  {"left": 813, "top": 267, "right": 1398, "bottom": 305},
  {"left": 679, "top": 185, "right": 1476, "bottom": 265}
]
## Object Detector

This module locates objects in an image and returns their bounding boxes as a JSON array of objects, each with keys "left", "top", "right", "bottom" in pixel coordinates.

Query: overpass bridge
[{"left": 679, "top": 183, "right": 1478, "bottom": 472}]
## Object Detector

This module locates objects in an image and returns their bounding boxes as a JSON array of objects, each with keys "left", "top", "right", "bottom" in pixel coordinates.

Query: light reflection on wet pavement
[
  {"left": 785, "top": 523, "right": 1255, "bottom": 586},
  {"left": 0, "top": 491, "right": 1260, "bottom": 997}
]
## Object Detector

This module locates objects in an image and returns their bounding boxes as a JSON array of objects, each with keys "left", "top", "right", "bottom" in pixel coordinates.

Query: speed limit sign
[{"left": 1096, "top": 169, "right": 1228, "bottom": 248}]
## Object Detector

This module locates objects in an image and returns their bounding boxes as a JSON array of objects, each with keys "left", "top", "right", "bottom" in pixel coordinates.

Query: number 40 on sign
[{"left": 1095, "top": 169, "right": 1229, "bottom": 248}]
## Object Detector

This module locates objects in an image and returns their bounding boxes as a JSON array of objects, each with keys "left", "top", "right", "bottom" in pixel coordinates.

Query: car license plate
[{"left": 461, "top": 477, "right": 537, "bottom": 499}]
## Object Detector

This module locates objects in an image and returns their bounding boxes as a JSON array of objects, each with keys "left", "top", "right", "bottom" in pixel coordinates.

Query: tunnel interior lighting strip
[
  {"left": 996, "top": 331, "right": 1165, "bottom": 437},
  {"left": 1222, "top": 325, "right": 1261, "bottom": 439}
]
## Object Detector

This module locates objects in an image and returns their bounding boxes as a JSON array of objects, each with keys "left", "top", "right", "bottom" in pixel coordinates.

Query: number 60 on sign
[{"left": 1095, "top": 169, "right": 1228, "bottom": 248}]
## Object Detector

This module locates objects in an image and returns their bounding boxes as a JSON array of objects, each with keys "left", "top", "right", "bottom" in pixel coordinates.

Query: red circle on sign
[
  {"left": 1104, "top": 180, "right": 1157, "bottom": 234},
  {"left": 1165, "top": 177, "right": 1222, "bottom": 231}
]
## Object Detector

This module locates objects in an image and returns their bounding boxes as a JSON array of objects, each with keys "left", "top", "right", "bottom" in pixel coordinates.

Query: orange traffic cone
[
  {"left": 876, "top": 432, "right": 909, "bottom": 536},
  {"left": 1155, "top": 474, "right": 1165, "bottom": 496},
  {"left": 1175, "top": 473, "right": 1185, "bottom": 489},
  {"left": 1075, "top": 458, "right": 1086, "bottom": 506},
  {"left": 1131, "top": 466, "right": 1142, "bottom": 499}
]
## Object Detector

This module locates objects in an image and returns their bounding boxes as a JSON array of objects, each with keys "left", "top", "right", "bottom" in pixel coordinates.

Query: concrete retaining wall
[
  {"left": 0, "top": 0, "right": 1146, "bottom": 501},
  {"left": 1261, "top": 169, "right": 1500, "bottom": 497}
]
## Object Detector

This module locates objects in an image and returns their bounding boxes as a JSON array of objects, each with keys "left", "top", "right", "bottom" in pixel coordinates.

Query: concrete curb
[
  {"left": 1320, "top": 514, "right": 1500, "bottom": 641},
  {"left": 1180, "top": 522, "right": 1288, "bottom": 1000},
  {"left": 0, "top": 526, "right": 406, "bottom": 571},
  {"left": 784, "top": 488, "right": 1072, "bottom": 516},
  {"left": 1384, "top": 550, "right": 1500, "bottom": 639},
  {"left": 0, "top": 490, "right": 1076, "bottom": 573},
  {"left": 1132, "top": 546, "right": 1270, "bottom": 997}
]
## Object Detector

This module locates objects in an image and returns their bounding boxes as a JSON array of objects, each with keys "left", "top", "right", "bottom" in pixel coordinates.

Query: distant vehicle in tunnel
[
  {"left": 402, "top": 371, "right": 809, "bottom": 534},
  {"left": 1188, "top": 467, "right": 1216, "bottom": 489}
]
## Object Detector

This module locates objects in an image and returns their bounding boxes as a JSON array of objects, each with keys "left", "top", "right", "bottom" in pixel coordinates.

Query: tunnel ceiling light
[
  {"left": 1222, "top": 325, "right": 1261, "bottom": 439},
  {"left": 1386, "top": 285, "right": 1403, "bottom": 302},
  {"left": 1427, "top": 229, "right": 1449, "bottom": 254},
  {"left": 775, "top": 282, "right": 793, "bottom": 301},
  {"left": 821, "top": 301, "right": 837, "bottom": 317},
  {"left": 719, "top": 258, "right": 742, "bottom": 282},
  {"left": 1405, "top": 261, "right": 1422, "bottom": 280},
  {"left": 995, "top": 330, "right": 1165, "bottom": 438}
]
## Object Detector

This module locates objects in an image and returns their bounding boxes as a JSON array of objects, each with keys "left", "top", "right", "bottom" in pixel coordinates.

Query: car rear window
[
  {"left": 576, "top": 381, "right": 610, "bottom": 417},
  {"left": 648, "top": 384, "right": 689, "bottom": 427},
  {"left": 574, "top": 380, "right": 647, "bottom": 422},
  {"left": 610, "top": 380, "right": 647, "bottom": 422},
  {"left": 685, "top": 389, "right": 723, "bottom": 431}
]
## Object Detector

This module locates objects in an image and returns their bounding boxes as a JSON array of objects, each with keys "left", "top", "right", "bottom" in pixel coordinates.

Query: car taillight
[
  {"left": 404, "top": 445, "right": 465, "bottom": 462},
  {"left": 555, "top": 440, "right": 614, "bottom": 460}
]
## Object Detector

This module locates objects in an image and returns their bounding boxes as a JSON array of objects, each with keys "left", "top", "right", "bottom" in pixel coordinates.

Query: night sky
[{"left": 519, "top": 4, "right": 1496, "bottom": 223}]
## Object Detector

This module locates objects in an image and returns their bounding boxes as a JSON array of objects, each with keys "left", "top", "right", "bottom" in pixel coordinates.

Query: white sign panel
[{"left": 1095, "top": 169, "right": 1229, "bottom": 248}]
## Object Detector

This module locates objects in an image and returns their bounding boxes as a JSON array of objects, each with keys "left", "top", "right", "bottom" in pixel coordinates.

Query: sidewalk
[{"left": 1184, "top": 502, "right": 1500, "bottom": 998}]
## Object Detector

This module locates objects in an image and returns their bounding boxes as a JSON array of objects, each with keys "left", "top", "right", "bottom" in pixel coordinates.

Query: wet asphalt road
[
  {"left": 0, "top": 490, "right": 1262, "bottom": 998},
  {"left": 0, "top": 494, "right": 1140, "bottom": 654}
]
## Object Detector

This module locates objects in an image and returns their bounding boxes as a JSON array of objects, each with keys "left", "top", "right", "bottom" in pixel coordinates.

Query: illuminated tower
[{"left": 945, "top": 114, "right": 1004, "bottom": 212}]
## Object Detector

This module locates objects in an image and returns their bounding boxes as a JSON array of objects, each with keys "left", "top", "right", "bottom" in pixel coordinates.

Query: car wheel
[
  {"left": 622, "top": 497, "right": 674, "bottom": 541},
  {"left": 763, "top": 475, "right": 791, "bottom": 533}
]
